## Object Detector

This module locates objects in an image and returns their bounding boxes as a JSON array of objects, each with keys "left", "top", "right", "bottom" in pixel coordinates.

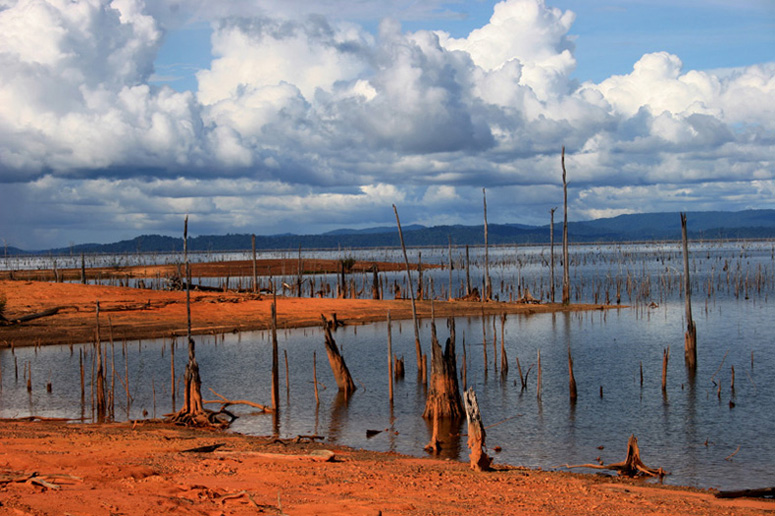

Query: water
[{"left": 1, "top": 242, "right": 774, "bottom": 491}]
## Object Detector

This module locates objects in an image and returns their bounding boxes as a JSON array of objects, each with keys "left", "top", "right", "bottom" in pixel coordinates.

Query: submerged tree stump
[
  {"left": 464, "top": 387, "right": 492, "bottom": 471},
  {"left": 321, "top": 315, "right": 356, "bottom": 397}
]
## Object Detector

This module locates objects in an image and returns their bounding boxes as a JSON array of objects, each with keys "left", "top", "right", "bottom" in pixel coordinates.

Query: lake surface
[{"left": 1, "top": 241, "right": 773, "bottom": 491}]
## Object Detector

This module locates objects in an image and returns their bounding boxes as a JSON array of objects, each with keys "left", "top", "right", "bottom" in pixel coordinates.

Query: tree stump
[
  {"left": 463, "top": 387, "right": 492, "bottom": 471},
  {"left": 422, "top": 318, "right": 463, "bottom": 421}
]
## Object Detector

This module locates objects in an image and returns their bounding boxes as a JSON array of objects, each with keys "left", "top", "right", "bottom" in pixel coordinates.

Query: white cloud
[{"left": 0, "top": 0, "right": 774, "bottom": 249}]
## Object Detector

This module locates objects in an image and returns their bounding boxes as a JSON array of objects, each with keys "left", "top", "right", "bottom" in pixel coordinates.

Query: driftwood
[
  {"left": 321, "top": 315, "right": 356, "bottom": 396},
  {"left": 0, "top": 470, "right": 82, "bottom": 490},
  {"left": 564, "top": 434, "right": 667, "bottom": 478},
  {"left": 217, "top": 449, "right": 336, "bottom": 462},
  {"left": 463, "top": 386, "right": 492, "bottom": 471},
  {"left": 0, "top": 307, "right": 63, "bottom": 326},
  {"left": 716, "top": 487, "right": 775, "bottom": 499}
]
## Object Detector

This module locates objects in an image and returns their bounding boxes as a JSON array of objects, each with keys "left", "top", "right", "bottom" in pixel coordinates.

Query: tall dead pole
[
  {"left": 561, "top": 147, "right": 570, "bottom": 306},
  {"left": 483, "top": 188, "right": 492, "bottom": 301},
  {"left": 393, "top": 204, "right": 423, "bottom": 377},
  {"left": 550, "top": 207, "right": 557, "bottom": 303},
  {"left": 175, "top": 215, "right": 206, "bottom": 422},
  {"left": 251, "top": 234, "right": 257, "bottom": 293},
  {"left": 271, "top": 290, "right": 280, "bottom": 411},
  {"left": 681, "top": 213, "right": 697, "bottom": 371}
]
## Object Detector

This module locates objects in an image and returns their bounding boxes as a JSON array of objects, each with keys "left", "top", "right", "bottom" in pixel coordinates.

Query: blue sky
[
  {"left": 0, "top": 0, "right": 773, "bottom": 249},
  {"left": 154, "top": 1, "right": 775, "bottom": 90}
]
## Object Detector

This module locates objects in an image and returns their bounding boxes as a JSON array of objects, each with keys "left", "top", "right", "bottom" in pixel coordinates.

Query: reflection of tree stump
[
  {"left": 565, "top": 434, "right": 667, "bottom": 478},
  {"left": 463, "top": 387, "right": 492, "bottom": 471},
  {"left": 423, "top": 318, "right": 463, "bottom": 421},
  {"left": 321, "top": 315, "right": 356, "bottom": 397}
]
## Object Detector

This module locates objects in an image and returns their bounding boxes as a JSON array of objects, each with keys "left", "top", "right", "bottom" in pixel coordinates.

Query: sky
[{"left": 0, "top": 0, "right": 773, "bottom": 250}]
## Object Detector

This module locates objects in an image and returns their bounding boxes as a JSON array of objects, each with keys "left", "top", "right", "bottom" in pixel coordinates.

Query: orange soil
[
  {"left": 0, "top": 420, "right": 771, "bottom": 516},
  {"left": 0, "top": 278, "right": 597, "bottom": 348}
]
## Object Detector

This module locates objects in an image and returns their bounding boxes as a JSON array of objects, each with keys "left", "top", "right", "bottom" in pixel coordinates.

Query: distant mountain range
[{"left": 6, "top": 209, "right": 775, "bottom": 256}]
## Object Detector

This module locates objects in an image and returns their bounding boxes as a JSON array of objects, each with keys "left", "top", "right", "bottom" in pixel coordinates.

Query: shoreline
[
  {"left": 0, "top": 278, "right": 612, "bottom": 348},
  {"left": 0, "top": 419, "right": 771, "bottom": 515}
]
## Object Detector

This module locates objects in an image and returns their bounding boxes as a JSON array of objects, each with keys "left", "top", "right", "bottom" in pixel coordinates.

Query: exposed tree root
[{"left": 564, "top": 434, "right": 667, "bottom": 478}]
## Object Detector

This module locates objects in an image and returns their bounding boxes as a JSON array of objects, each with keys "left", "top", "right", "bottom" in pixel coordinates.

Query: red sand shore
[
  {"left": 0, "top": 275, "right": 773, "bottom": 514},
  {"left": 0, "top": 420, "right": 771, "bottom": 516}
]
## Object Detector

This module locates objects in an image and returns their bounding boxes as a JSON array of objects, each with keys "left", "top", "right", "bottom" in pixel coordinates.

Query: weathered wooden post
[{"left": 681, "top": 213, "right": 697, "bottom": 371}]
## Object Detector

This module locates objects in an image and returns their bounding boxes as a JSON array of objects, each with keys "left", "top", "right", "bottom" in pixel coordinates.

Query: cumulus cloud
[{"left": 0, "top": 0, "right": 773, "bottom": 249}]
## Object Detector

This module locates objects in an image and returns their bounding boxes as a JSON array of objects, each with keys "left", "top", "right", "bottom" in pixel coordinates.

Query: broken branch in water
[{"left": 205, "top": 388, "right": 273, "bottom": 413}]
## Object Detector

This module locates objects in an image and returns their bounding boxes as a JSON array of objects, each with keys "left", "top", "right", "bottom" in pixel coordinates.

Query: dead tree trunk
[
  {"left": 550, "top": 207, "right": 557, "bottom": 303},
  {"left": 371, "top": 264, "right": 380, "bottom": 300},
  {"left": 321, "top": 315, "right": 356, "bottom": 397},
  {"left": 252, "top": 234, "right": 257, "bottom": 293},
  {"left": 423, "top": 316, "right": 463, "bottom": 421},
  {"left": 95, "top": 301, "right": 106, "bottom": 422},
  {"left": 681, "top": 213, "right": 697, "bottom": 371},
  {"left": 296, "top": 244, "right": 304, "bottom": 298},
  {"left": 393, "top": 204, "right": 423, "bottom": 379},
  {"left": 387, "top": 311, "right": 393, "bottom": 403},
  {"left": 465, "top": 245, "right": 471, "bottom": 296},
  {"left": 448, "top": 236, "right": 453, "bottom": 300},
  {"left": 499, "top": 313, "right": 508, "bottom": 376},
  {"left": 568, "top": 345, "right": 578, "bottom": 403},
  {"left": 271, "top": 291, "right": 279, "bottom": 411},
  {"left": 483, "top": 188, "right": 492, "bottom": 301},
  {"left": 169, "top": 216, "right": 212, "bottom": 426},
  {"left": 463, "top": 387, "right": 492, "bottom": 471},
  {"left": 561, "top": 147, "right": 570, "bottom": 306},
  {"left": 417, "top": 252, "right": 423, "bottom": 300}
]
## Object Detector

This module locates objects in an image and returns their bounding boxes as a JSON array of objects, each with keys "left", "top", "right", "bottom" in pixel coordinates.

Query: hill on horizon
[{"left": 6, "top": 209, "right": 775, "bottom": 256}]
